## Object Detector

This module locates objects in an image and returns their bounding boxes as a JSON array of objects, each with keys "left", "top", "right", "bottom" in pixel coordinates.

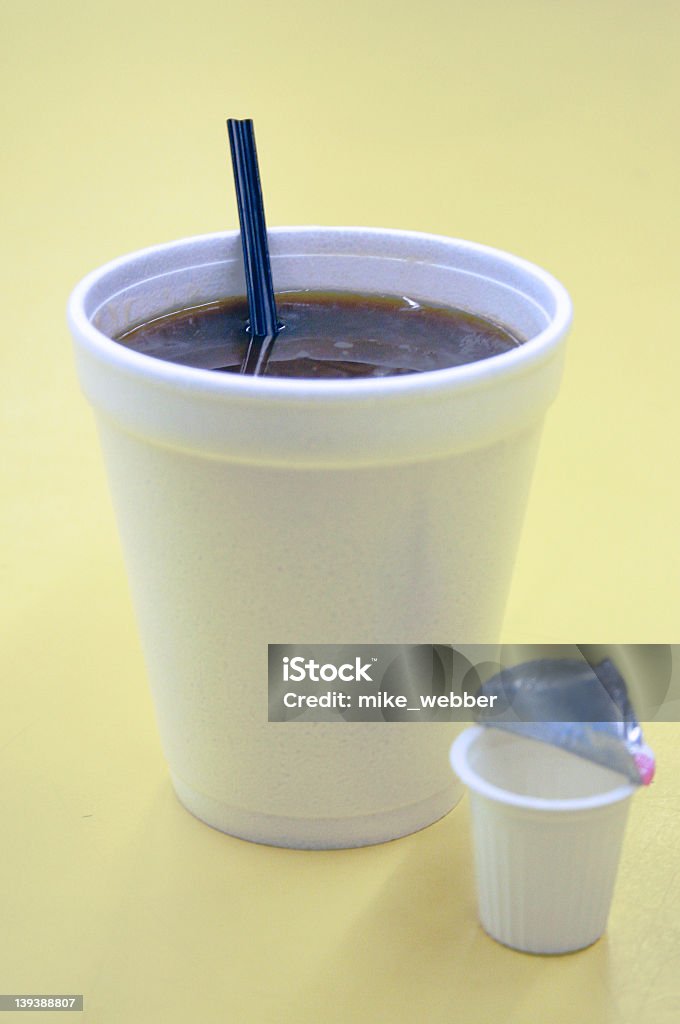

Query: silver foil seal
[{"left": 477, "top": 658, "right": 655, "bottom": 785}]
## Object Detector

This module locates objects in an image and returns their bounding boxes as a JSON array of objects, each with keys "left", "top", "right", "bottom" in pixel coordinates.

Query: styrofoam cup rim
[{"left": 67, "top": 226, "right": 573, "bottom": 399}]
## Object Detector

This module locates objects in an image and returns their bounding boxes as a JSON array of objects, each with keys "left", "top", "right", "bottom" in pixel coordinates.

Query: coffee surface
[{"left": 115, "top": 291, "right": 523, "bottom": 378}]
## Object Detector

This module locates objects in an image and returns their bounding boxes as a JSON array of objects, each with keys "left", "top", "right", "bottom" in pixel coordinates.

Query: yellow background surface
[{"left": 2, "top": 1, "right": 679, "bottom": 1021}]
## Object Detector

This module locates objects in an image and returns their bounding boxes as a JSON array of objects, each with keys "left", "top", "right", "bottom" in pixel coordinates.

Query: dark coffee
[{"left": 115, "top": 291, "right": 523, "bottom": 378}]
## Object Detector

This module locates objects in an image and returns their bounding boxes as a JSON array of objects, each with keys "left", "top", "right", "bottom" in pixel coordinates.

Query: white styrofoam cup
[
  {"left": 450, "top": 726, "right": 636, "bottom": 953},
  {"left": 68, "top": 227, "right": 571, "bottom": 849}
]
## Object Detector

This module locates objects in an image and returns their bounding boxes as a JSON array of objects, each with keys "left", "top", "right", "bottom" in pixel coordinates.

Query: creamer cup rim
[{"left": 450, "top": 726, "right": 636, "bottom": 813}]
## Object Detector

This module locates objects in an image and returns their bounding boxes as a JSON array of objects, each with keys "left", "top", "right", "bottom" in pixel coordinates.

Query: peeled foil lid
[{"left": 476, "top": 658, "right": 655, "bottom": 785}]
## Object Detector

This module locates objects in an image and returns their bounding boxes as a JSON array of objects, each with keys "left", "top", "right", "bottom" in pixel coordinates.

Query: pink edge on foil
[{"left": 633, "top": 751, "right": 656, "bottom": 785}]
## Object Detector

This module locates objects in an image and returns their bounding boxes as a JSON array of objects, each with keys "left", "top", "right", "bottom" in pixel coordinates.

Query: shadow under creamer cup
[
  {"left": 450, "top": 727, "right": 636, "bottom": 954},
  {"left": 67, "top": 227, "right": 572, "bottom": 849}
]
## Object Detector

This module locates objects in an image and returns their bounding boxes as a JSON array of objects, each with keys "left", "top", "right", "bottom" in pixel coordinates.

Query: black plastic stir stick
[{"left": 226, "top": 119, "right": 280, "bottom": 375}]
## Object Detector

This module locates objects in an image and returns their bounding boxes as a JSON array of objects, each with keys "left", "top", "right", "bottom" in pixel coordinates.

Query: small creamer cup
[
  {"left": 450, "top": 726, "right": 636, "bottom": 954},
  {"left": 68, "top": 227, "right": 571, "bottom": 849}
]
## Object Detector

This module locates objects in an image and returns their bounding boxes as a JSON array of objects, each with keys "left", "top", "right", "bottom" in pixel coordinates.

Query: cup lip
[
  {"left": 450, "top": 726, "right": 636, "bottom": 813},
  {"left": 67, "top": 226, "right": 573, "bottom": 400}
]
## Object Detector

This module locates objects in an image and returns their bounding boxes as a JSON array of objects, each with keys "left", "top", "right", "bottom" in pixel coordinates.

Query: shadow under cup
[{"left": 68, "top": 228, "right": 572, "bottom": 849}]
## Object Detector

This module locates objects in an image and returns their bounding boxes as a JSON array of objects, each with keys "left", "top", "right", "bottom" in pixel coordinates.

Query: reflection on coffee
[{"left": 116, "top": 290, "right": 523, "bottom": 378}]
